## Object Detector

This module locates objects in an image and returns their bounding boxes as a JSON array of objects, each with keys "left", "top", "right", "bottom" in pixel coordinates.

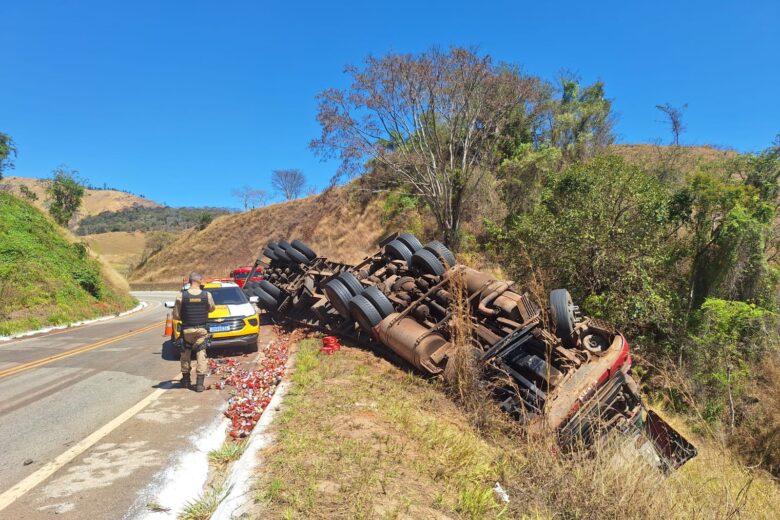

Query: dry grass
[
  {"left": 254, "top": 339, "right": 780, "bottom": 519},
  {"left": 83, "top": 231, "right": 146, "bottom": 275},
  {"left": 129, "top": 185, "right": 389, "bottom": 283}
]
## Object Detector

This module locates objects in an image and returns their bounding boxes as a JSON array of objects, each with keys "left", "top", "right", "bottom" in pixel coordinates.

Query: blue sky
[{"left": 2, "top": 0, "right": 778, "bottom": 208}]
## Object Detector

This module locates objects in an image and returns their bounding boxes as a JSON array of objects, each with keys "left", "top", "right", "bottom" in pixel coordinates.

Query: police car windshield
[{"left": 205, "top": 287, "right": 246, "bottom": 305}]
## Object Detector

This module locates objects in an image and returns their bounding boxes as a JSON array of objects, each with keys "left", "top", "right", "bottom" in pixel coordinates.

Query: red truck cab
[{"left": 230, "top": 266, "right": 263, "bottom": 288}]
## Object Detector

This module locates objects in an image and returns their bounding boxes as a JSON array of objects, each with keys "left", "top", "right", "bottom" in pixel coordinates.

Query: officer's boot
[
  {"left": 195, "top": 374, "right": 206, "bottom": 393},
  {"left": 181, "top": 372, "right": 191, "bottom": 388}
]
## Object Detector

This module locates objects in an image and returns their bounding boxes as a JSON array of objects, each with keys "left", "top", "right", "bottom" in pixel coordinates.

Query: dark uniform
[{"left": 173, "top": 287, "right": 215, "bottom": 391}]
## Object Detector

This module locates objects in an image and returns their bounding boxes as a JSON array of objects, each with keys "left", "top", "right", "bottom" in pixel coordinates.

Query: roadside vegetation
[
  {"left": 255, "top": 340, "right": 780, "bottom": 519},
  {"left": 0, "top": 191, "right": 135, "bottom": 335}
]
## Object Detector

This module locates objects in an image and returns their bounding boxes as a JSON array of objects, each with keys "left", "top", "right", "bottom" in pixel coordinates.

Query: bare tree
[
  {"left": 272, "top": 169, "right": 305, "bottom": 201},
  {"left": 232, "top": 185, "right": 270, "bottom": 210},
  {"left": 656, "top": 102, "right": 688, "bottom": 146},
  {"left": 310, "top": 47, "right": 544, "bottom": 249}
]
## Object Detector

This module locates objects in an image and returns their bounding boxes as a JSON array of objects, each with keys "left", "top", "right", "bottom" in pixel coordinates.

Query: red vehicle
[{"left": 230, "top": 266, "right": 263, "bottom": 288}]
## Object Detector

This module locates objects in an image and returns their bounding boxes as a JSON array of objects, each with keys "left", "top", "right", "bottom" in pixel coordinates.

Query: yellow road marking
[
  {"left": 1, "top": 300, "right": 161, "bottom": 345},
  {"left": 0, "top": 321, "right": 163, "bottom": 380},
  {"left": 0, "top": 387, "right": 167, "bottom": 512}
]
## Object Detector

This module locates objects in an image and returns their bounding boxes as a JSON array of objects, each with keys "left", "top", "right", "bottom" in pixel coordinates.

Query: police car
[{"left": 167, "top": 280, "right": 260, "bottom": 351}]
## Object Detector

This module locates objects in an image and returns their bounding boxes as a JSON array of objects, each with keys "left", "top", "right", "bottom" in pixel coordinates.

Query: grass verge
[
  {"left": 254, "top": 340, "right": 780, "bottom": 519},
  {"left": 0, "top": 192, "right": 136, "bottom": 335}
]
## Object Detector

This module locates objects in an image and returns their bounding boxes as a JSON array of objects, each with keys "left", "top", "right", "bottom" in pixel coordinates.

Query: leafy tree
[
  {"left": 311, "top": 46, "right": 546, "bottom": 250},
  {"left": 692, "top": 298, "right": 775, "bottom": 428},
  {"left": 0, "top": 132, "right": 16, "bottom": 180},
  {"left": 271, "top": 169, "right": 305, "bottom": 201},
  {"left": 671, "top": 165, "right": 776, "bottom": 312},
  {"left": 493, "top": 156, "right": 680, "bottom": 337},
  {"left": 46, "top": 167, "right": 85, "bottom": 227},
  {"left": 547, "top": 79, "right": 614, "bottom": 163}
]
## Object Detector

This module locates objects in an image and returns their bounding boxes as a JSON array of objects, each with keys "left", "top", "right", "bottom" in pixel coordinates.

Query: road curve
[{"left": 0, "top": 294, "right": 176, "bottom": 490}]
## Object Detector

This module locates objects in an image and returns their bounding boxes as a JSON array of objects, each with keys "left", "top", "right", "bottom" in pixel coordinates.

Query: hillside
[
  {"left": 82, "top": 230, "right": 147, "bottom": 275},
  {"left": 129, "top": 185, "right": 387, "bottom": 283},
  {"left": 1, "top": 175, "right": 160, "bottom": 221},
  {"left": 0, "top": 191, "right": 136, "bottom": 335}
]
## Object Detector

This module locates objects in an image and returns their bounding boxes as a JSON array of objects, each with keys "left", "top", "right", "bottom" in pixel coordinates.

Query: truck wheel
[
  {"left": 349, "top": 295, "right": 383, "bottom": 333},
  {"left": 424, "top": 240, "right": 456, "bottom": 267},
  {"left": 397, "top": 233, "right": 423, "bottom": 252},
  {"left": 384, "top": 240, "right": 413, "bottom": 263},
  {"left": 411, "top": 249, "right": 446, "bottom": 276},
  {"left": 550, "top": 288, "right": 576, "bottom": 348},
  {"left": 337, "top": 271, "right": 364, "bottom": 296},
  {"left": 255, "top": 287, "right": 279, "bottom": 311},
  {"left": 271, "top": 245, "right": 290, "bottom": 262},
  {"left": 280, "top": 243, "right": 311, "bottom": 264},
  {"left": 291, "top": 240, "right": 317, "bottom": 260},
  {"left": 324, "top": 279, "right": 354, "bottom": 318},
  {"left": 360, "top": 286, "right": 394, "bottom": 318},
  {"left": 259, "top": 280, "right": 282, "bottom": 300},
  {"left": 263, "top": 247, "right": 278, "bottom": 261}
]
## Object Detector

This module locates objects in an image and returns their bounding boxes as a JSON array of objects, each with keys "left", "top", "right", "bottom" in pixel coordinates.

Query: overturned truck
[{"left": 242, "top": 233, "right": 696, "bottom": 471}]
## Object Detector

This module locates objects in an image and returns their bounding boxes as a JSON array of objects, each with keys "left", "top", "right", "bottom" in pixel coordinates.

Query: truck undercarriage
[{"left": 240, "top": 233, "right": 697, "bottom": 471}]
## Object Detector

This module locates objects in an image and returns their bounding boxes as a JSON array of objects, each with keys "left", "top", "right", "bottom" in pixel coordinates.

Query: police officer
[{"left": 172, "top": 272, "right": 215, "bottom": 392}]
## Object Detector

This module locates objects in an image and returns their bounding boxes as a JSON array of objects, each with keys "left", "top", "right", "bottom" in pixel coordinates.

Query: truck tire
[
  {"left": 424, "top": 240, "right": 456, "bottom": 267},
  {"left": 349, "top": 295, "right": 383, "bottom": 333},
  {"left": 271, "top": 245, "right": 290, "bottom": 262},
  {"left": 337, "top": 271, "right": 363, "bottom": 296},
  {"left": 550, "top": 288, "right": 576, "bottom": 348},
  {"left": 384, "top": 239, "right": 413, "bottom": 263},
  {"left": 263, "top": 247, "right": 278, "bottom": 261},
  {"left": 280, "top": 243, "right": 311, "bottom": 265},
  {"left": 255, "top": 287, "right": 279, "bottom": 311},
  {"left": 397, "top": 233, "right": 423, "bottom": 252},
  {"left": 411, "top": 248, "right": 446, "bottom": 276},
  {"left": 324, "top": 279, "right": 354, "bottom": 318},
  {"left": 291, "top": 240, "right": 317, "bottom": 260},
  {"left": 259, "top": 280, "right": 282, "bottom": 300},
  {"left": 266, "top": 240, "right": 278, "bottom": 249},
  {"left": 360, "top": 286, "right": 394, "bottom": 318}
]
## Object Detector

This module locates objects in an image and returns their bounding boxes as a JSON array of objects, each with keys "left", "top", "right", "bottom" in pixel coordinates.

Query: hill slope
[
  {"left": 0, "top": 192, "right": 136, "bottom": 335},
  {"left": 129, "top": 186, "right": 387, "bottom": 283},
  {"left": 2, "top": 176, "right": 160, "bottom": 221}
]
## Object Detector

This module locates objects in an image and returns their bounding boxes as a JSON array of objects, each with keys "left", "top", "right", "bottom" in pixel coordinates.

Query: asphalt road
[{"left": 0, "top": 292, "right": 264, "bottom": 518}]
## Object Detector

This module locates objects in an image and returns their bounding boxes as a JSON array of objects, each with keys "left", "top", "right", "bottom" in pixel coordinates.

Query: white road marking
[{"left": 0, "top": 387, "right": 167, "bottom": 513}]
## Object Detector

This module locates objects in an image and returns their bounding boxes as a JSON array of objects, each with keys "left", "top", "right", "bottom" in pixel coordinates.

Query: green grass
[
  {"left": 0, "top": 192, "right": 135, "bottom": 335},
  {"left": 208, "top": 441, "right": 247, "bottom": 466},
  {"left": 178, "top": 484, "right": 228, "bottom": 520}
]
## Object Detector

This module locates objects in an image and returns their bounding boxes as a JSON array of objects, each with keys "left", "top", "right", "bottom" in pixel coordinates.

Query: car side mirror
[
  {"left": 249, "top": 296, "right": 259, "bottom": 303},
  {"left": 164, "top": 301, "right": 175, "bottom": 309}
]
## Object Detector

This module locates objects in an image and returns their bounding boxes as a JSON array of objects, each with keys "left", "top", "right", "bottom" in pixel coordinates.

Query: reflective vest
[{"left": 180, "top": 290, "right": 210, "bottom": 328}]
